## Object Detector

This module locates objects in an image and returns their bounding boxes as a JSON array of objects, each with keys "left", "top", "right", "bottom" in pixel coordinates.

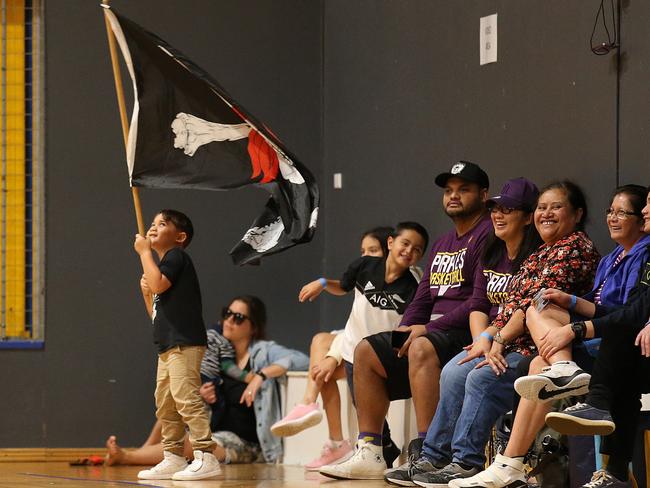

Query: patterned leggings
[{"left": 212, "top": 431, "right": 264, "bottom": 464}]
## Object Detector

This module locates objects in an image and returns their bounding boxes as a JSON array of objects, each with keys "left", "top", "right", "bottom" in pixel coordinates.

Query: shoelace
[
  {"left": 564, "top": 402, "right": 588, "bottom": 412},
  {"left": 409, "top": 459, "right": 432, "bottom": 476},
  {"left": 584, "top": 469, "right": 609, "bottom": 487}
]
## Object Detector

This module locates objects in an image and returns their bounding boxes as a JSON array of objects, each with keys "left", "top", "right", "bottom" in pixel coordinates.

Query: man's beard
[{"left": 444, "top": 199, "right": 483, "bottom": 219}]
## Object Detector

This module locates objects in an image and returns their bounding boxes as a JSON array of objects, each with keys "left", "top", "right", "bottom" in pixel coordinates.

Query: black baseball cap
[{"left": 435, "top": 161, "right": 489, "bottom": 189}]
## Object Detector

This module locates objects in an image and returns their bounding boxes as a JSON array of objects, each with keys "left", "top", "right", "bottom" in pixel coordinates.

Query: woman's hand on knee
[
  {"left": 458, "top": 337, "right": 491, "bottom": 365},
  {"left": 240, "top": 375, "right": 263, "bottom": 407}
]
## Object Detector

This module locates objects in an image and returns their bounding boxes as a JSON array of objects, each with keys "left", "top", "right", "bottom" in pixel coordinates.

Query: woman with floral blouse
[{"left": 388, "top": 181, "right": 600, "bottom": 488}]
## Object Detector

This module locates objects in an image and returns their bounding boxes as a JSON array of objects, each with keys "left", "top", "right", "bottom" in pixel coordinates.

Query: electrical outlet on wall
[
  {"left": 333, "top": 173, "right": 343, "bottom": 189},
  {"left": 480, "top": 14, "right": 498, "bottom": 65}
]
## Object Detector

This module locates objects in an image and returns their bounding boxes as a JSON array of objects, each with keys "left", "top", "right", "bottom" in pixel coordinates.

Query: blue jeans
[{"left": 421, "top": 349, "right": 524, "bottom": 468}]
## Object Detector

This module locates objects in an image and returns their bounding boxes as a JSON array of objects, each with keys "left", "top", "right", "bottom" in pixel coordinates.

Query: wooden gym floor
[{"left": 0, "top": 462, "right": 390, "bottom": 488}]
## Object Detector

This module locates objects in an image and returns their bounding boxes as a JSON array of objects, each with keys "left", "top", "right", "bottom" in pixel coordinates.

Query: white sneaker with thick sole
[
  {"left": 137, "top": 451, "right": 188, "bottom": 480},
  {"left": 171, "top": 450, "right": 221, "bottom": 481},
  {"left": 319, "top": 439, "right": 387, "bottom": 480},
  {"left": 514, "top": 360, "right": 590, "bottom": 402},
  {"left": 448, "top": 454, "right": 528, "bottom": 487}
]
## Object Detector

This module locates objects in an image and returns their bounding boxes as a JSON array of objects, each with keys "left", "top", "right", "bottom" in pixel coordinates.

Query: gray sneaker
[
  {"left": 384, "top": 457, "right": 438, "bottom": 486},
  {"left": 582, "top": 469, "right": 632, "bottom": 487},
  {"left": 412, "top": 462, "right": 480, "bottom": 488}
]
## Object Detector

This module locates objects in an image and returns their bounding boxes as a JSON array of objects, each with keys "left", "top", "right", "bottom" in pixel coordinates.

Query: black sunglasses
[{"left": 222, "top": 307, "right": 249, "bottom": 325}]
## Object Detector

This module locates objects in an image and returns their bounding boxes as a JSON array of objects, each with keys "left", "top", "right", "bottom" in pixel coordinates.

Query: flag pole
[{"left": 101, "top": 0, "right": 146, "bottom": 236}]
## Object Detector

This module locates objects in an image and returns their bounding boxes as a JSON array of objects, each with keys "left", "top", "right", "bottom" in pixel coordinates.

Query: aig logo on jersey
[{"left": 364, "top": 290, "right": 408, "bottom": 313}]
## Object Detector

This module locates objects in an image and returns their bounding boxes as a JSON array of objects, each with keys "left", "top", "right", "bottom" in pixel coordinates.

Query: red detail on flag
[{"left": 248, "top": 129, "right": 279, "bottom": 183}]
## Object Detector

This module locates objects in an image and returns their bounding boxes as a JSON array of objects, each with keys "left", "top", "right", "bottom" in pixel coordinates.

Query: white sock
[{"left": 328, "top": 439, "right": 344, "bottom": 448}]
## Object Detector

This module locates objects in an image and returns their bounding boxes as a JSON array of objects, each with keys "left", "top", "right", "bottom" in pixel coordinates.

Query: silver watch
[{"left": 494, "top": 331, "right": 507, "bottom": 345}]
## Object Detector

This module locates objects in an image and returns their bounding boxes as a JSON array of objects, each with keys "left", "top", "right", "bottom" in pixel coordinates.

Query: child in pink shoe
[{"left": 271, "top": 223, "right": 428, "bottom": 469}]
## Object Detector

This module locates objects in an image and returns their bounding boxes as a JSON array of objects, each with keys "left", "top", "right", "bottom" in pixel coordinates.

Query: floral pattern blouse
[{"left": 492, "top": 231, "right": 601, "bottom": 356}]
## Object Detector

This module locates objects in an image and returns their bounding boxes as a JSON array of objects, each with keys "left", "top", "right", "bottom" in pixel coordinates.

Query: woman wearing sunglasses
[{"left": 104, "top": 295, "right": 308, "bottom": 466}]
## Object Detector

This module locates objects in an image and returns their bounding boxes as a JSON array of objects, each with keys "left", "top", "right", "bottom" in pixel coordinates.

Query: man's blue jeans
[{"left": 421, "top": 349, "right": 525, "bottom": 468}]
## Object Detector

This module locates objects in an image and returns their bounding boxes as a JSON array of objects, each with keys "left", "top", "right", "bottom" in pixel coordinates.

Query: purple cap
[{"left": 487, "top": 177, "right": 539, "bottom": 211}]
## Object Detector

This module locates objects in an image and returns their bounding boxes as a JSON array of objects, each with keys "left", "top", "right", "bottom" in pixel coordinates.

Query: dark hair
[
  {"left": 159, "top": 209, "right": 194, "bottom": 248},
  {"left": 230, "top": 295, "right": 267, "bottom": 341},
  {"left": 361, "top": 226, "right": 394, "bottom": 257},
  {"left": 394, "top": 221, "right": 430, "bottom": 252},
  {"left": 611, "top": 184, "right": 649, "bottom": 218},
  {"left": 482, "top": 212, "right": 542, "bottom": 272},
  {"left": 539, "top": 180, "right": 589, "bottom": 231}
]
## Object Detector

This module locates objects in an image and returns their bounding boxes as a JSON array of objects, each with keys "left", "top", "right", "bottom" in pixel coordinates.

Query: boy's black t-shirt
[
  {"left": 338, "top": 256, "right": 420, "bottom": 363},
  {"left": 152, "top": 247, "right": 207, "bottom": 353}
]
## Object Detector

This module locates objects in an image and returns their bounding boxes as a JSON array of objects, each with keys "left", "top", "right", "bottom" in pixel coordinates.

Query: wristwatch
[
  {"left": 494, "top": 331, "right": 507, "bottom": 345},
  {"left": 570, "top": 321, "right": 587, "bottom": 341},
  {"left": 255, "top": 369, "right": 268, "bottom": 381}
]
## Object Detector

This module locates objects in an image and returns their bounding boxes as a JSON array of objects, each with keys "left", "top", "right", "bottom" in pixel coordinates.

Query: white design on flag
[
  {"left": 171, "top": 112, "right": 249, "bottom": 156},
  {"left": 276, "top": 150, "right": 305, "bottom": 184},
  {"left": 364, "top": 281, "right": 375, "bottom": 291},
  {"left": 451, "top": 162, "right": 465, "bottom": 174},
  {"left": 309, "top": 208, "right": 319, "bottom": 228},
  {"left": 171, "top": 112, "right": 305, "bottom": 184},
  {"left": 241, "top": 217, "right": 285, "bottom": 252}
]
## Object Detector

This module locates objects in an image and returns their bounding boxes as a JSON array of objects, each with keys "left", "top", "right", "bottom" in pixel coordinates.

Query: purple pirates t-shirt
[
  {"left": 401, "top": 215, "right": 493, "bottom": 332},
  {"left": 471, "top": 253, "right": 514, "bottom": 322}
]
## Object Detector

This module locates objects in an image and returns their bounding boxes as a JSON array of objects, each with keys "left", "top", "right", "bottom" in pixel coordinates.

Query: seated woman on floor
[{"left": 105, "top": 295, "right": 309, "bottom": 465}]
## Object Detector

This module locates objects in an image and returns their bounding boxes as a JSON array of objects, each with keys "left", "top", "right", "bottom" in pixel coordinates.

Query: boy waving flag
[{"left": 102, "top": 6, "right": 319, "bottom": 265}]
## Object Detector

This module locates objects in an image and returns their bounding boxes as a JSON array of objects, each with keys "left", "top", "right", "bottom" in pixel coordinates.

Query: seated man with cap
[{"left": 319, "top": 161, "right": 493, "bottom": 480}]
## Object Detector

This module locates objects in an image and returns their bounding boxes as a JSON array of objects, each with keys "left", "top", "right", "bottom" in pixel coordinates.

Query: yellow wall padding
[{"left": 2, "top": 0, "right": 26, "bottom": 337}]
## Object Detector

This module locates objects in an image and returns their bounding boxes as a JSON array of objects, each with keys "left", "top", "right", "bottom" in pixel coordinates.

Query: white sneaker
[
  {"left": 514, "top": 360, "right": 590, "bottom": 402},
  {"left": 171, "top": 450, "right": 221, "bottom": 481},
  {"left": 319, "top": 439, "right": 387, "bottom": 479},
  {"left": 137, "top": 451, "right": 188, "bottom": 480},
  {"left": 448, "top": 454, "right": 527, "bottom": 487}
]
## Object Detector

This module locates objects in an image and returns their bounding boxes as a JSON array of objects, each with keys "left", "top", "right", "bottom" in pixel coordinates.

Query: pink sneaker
[
  {"left": 305, "top": 440, "right": 353, "bottom": 471},
  {"left": 270, "top": 402, "right": 323, "bottom": 437}
]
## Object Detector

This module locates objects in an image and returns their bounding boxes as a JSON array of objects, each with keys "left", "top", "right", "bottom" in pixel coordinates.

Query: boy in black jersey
[{"left": 134, "top": 209, "right": 220, "bottom": 481}]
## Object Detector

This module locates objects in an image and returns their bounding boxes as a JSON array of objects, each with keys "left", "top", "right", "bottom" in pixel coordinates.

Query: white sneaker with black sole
[
  {"left": 448, "top": 454, "right": 528, "bottom": 487},
  {"left": 137, "top": 451, "right": 188, "bottom": 480},
  {"left": 319, "top": 439, "right": 386, "bottom": 480},
  {"left": 171, "top": 450, "right": 221, "bottom": 480},
  {"left": 514, "top": 360, "right": 590, "bottom": 402}
]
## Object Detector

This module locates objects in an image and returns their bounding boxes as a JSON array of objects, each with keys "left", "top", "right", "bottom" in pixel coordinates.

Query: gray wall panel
[{"left": 2, "top": 0, "right": 647, "bottom": 448}]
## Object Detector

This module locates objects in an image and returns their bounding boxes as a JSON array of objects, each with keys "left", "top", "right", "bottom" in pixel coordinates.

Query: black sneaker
[
  {"left": 582, "top": 469, "right": 632, "bottom": 487},
  {"left": 412, "top": 462, "right": 480, "bottom": 488},
  {"left": 383, "top": 438, "right": 401, "bottom": 469},
  {"left": 385, "top": 457, "right": 438, "bottom": 487},
  {"left": 545, "top": 402, "right": 615, "bottom": 436}
]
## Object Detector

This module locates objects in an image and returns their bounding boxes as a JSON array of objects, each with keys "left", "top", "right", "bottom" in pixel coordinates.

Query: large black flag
[{"left": 103, "top": 6, "right": 319, "bottom": 265}]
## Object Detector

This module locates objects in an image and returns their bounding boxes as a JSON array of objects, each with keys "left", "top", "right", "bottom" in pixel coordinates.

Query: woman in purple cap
[{"left": 387, "top": 180, "right": 601, "bottom": 488}]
